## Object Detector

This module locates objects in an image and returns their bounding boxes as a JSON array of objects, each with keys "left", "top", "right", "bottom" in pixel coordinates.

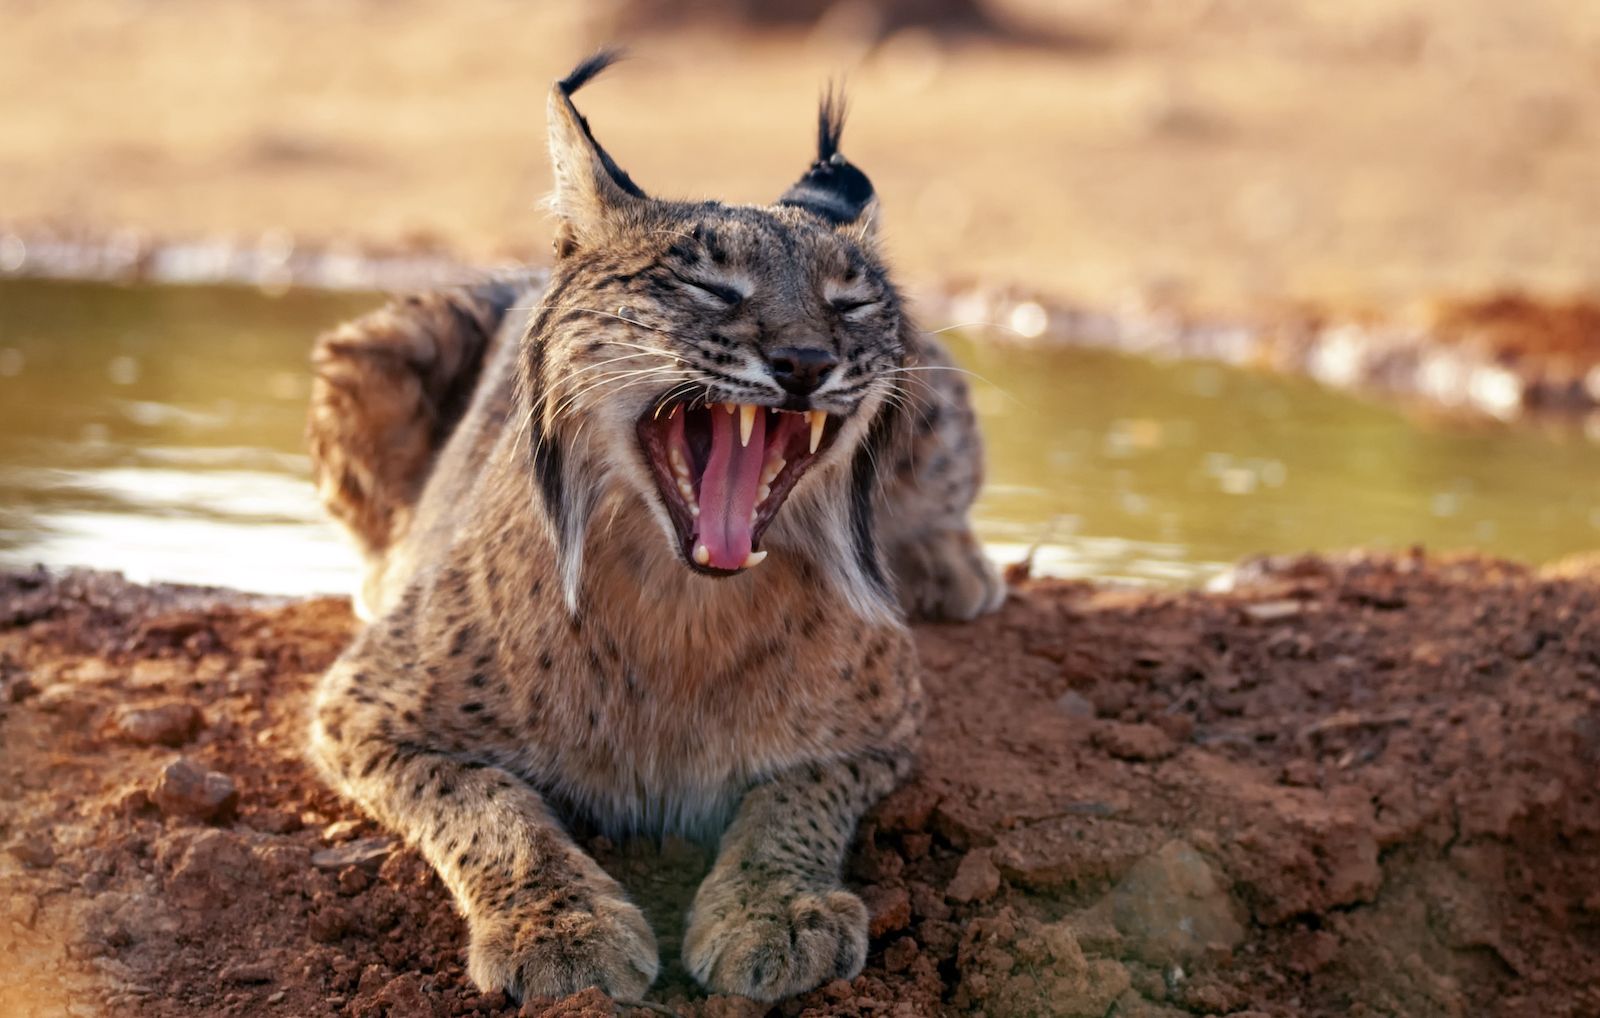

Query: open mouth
[{"left": 637, "top": 400, "right": 842, "bottom": 574}]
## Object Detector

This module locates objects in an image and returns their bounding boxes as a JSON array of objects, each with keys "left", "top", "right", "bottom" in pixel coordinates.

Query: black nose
[{"left": 768, "top": 346, "right": 839, "bottom": 396}]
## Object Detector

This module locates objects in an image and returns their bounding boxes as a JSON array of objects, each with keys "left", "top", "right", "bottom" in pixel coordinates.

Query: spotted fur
[{"left": 305, "top": 53, "right": 1000, "bottom": 1004}]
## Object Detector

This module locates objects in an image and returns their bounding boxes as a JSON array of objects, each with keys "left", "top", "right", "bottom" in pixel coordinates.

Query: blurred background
[
  {"left": 8, "top": 0, "right": 1600, "bottom": 306},
  {"left": 2, "top": 0, "right": 1599, "bottom": 594}
]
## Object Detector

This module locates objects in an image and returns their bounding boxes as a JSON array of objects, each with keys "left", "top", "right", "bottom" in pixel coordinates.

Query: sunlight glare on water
[{"left": 1, "top": 279, "right": 1598, "bottom": 596}]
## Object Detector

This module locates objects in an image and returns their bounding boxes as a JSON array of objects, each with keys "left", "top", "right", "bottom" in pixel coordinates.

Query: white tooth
[
  {"left": 690, "top": 505, "right": 700, "bottom": 517},
  {"left": 669, "top": 447, "right": 687, "bottom": 476},
  {"left": 807, "top": 411, "right": 827, "bottom": 454},
  {"left": 757, "top": 483, "right": 771, "bottom": 503},
  {"left": 761, "top": 457, "right": 786, "bottom": 485},
  {"left": 723, "top": 403, "right": 735, "bottom": 415},
  {"left": 693, "top": 543, "right": 711, "bottom": 565},
  {"left": 742, "top": 550, "right": 768, "bottom": 568},
  {"left": 739, "top": 404, "right": 756, "bottom": 447},
  {"left": 677, "top": 479, "right": 695, "bottom": 500}
]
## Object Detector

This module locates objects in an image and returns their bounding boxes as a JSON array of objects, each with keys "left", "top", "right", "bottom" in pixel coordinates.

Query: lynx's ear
[
  {"left": 777, "top": 87, "right": 879, "bottom": 237},
  {"left": 547, "top": 50, "right": 647, "bottom": 256}
]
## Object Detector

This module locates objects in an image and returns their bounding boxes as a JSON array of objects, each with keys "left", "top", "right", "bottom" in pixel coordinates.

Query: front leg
[
  {"left": 683, "top": 751, "right": 911, "bottom": 1001},
  {"left": 309, "top": 657, "right": 658, "bottom": 1000}
]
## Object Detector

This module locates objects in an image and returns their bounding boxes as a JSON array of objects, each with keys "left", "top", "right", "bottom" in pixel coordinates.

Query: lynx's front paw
[
  {"left": 683, "top": 877, "right": 869, "bottom": 1002},
  {"left": 888, "top": 527, "right": 1005, "bottom": 622},
  {"left": 467, "top": 887, "right": 659, "bottom": 1001}
]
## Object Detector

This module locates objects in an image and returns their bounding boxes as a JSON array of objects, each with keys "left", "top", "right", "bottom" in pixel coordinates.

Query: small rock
[
  {"left": 1055, "top": 690, "right": 1097, "bottom": 719},
  {"left": 322, "top": 818, "right": 366, "bottom": 843},
  {"left": 863, "top": 884, "right": 912, "bottom": 937},
  {"left": 312, "top": 837, "right": 397, "bottom": 872},
  {"left": 946, "top": 848, "right": 1002, "bottom": 904},
  {"left": 219, "top": 960, "right": 274, "bottom": 984},
  {"left": 7, "top": 835, "right": 55, "bottom": 868},
  {"left": 1092, "top": 721, "right": 1178, "bottom": 762},
  {"left": 822, "top": 979, "right": 854, "bottom": 1001},
  {"left": 266, "top": 990, "right": 286, "bottom": 1005},
  {"left": 114, "top": 702, "right": 203, "bottom": 746},
  {"left": 1107, "top": 840, "right": 1245, "bottom": 965},
  {"left": 152, "top": 758, "right": 238, "bottom": 822},
  {"left": 1240, "top": 599, "right": 1306, "bottom": 622}
]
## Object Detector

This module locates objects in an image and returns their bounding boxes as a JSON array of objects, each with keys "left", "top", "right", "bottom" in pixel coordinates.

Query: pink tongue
[{"left": 696, "top": 408, "right": 765, "bottom": 569}]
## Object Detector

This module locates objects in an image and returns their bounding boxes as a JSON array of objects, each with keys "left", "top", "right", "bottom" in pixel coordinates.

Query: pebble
[
  {"left": 1108, "top": 840, "right": 1245, "bottom": 965},
  {"left": 113, "top": 702, "right": 202, "bottom": 746},
  {"left": 218, "top": 960, "right": 274, "bottom": 984},
  {"left": 946, "top": 848, "right": 1002, "bottom": 904},
  {"left": 311, "top": 836, "right": 396, "bottom": 872},
  {"left": 1056, "top": 690, "right": 1097, "bottom": 719},
  {"left": 152, "top": 757, "right": 238, "bottom": 822},
  {"left": 321, "top": 818, "right": 365, "bottom": 843}
]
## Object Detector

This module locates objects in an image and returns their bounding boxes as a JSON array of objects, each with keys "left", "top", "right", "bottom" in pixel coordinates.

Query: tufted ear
[
  {"left": 777, "top": 87, "right": 879, "bottom": 237},
  {"left": 547, "top": 50, "right": 647, "bottom": 257}
]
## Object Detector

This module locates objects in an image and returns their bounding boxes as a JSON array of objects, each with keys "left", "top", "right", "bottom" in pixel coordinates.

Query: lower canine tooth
[
  {"left": 693, "top": 543, "right": 711, "bottom": 565},
  {"left": 807, "top": 411, "right": 827, "bottom": 454},
  {"left": 742, "top": 550, "right": 768, "bottom": 568}
]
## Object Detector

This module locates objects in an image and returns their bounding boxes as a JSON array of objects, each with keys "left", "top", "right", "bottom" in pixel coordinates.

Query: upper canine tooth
[
  {"left": 807, "top": 411, "right": 827, "bottom": 454},
  {"left": 739, "top": 404, "right": 756, "bottom": 447},
  {"left": 741, "top": 549, "right": 768, "bottom": 568}
]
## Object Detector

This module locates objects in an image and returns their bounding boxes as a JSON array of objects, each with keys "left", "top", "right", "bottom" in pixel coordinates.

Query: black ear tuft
[
  {"left": 555, "top": 49, "right": 646, "bottom": 200},
  {"left": 778, "top": 85, "right": 876, "bottom": 227},
  {"left": 559, "top": 49, "right": 624, "bottom": 94}
]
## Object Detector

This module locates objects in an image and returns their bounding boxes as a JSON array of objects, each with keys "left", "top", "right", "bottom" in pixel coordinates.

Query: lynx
[{"left": 306, "top": 52, "right": 1002, "bottom": 1003}]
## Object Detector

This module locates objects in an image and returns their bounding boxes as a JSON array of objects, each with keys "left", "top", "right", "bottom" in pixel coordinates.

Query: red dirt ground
[{"left": 3, "top": 554, "right": 1599, "bottom": 1017}]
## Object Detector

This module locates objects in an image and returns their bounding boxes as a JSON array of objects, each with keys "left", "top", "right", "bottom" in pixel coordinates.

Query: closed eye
[
  {"left": 830, "top": 297, "right": 880, "bottom": 316},
  {"left": 670, "top": 271, "right": 745, "bottom": 307}
]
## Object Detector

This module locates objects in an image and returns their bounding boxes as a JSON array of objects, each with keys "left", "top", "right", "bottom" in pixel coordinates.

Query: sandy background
[{"left": 4, "top": 0, "right": 1600, "bottom": 311}]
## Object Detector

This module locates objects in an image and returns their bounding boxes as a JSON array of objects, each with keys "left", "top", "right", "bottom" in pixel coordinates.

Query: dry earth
[{"left": 3, "top": 554, "right": 1598, "bottom": 1017}]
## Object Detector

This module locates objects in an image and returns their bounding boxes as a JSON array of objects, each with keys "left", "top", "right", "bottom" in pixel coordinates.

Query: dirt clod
[
  {"left": 945, "top": 848, "right": 1001, "bottom": 904},
  {"left": 152, "top": 757, "right": 239, "bottom": 822}
]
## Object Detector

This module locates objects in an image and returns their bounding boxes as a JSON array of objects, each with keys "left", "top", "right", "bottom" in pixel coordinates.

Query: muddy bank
[
  {"left": 3, "top": 555, "right": 1598, "bottom": 1017},
  {"left": 931, "top": 286, "right": 1600, "bottom": 431}
]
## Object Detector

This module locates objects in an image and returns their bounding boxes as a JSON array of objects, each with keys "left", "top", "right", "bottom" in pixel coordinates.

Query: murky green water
[{"left": 2, "top": 278, "right": 1597, "bottom": 595}]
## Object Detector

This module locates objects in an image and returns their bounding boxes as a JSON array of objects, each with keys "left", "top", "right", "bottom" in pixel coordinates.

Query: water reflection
[
  {"left": 1, "top": 279, "right": 1597, "bottom": 595},
  {"left": 945, "top": 334, "right": 1600, "bottom": 584},
  {"left": 0, "top": 280, "right": 372, "bottom": 593}
]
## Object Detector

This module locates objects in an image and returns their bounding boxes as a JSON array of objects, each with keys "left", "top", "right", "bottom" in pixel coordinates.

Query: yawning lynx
[{"left": 306, "top": 52, "right": 1002, "bottom": 1003}]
